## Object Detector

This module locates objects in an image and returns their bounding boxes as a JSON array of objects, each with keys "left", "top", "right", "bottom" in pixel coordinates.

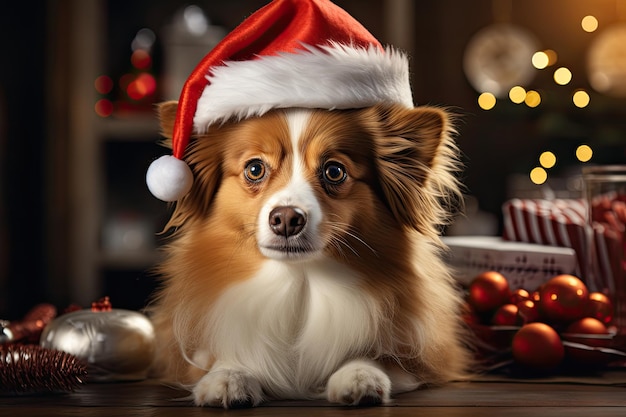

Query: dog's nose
[{"left": 269, "top": 206, "right": 307, "bottom": 237}]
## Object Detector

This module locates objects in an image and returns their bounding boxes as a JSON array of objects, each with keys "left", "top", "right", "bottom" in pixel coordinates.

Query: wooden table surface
[{"left": 2, "top": 377, "right": 626, "bottom": 417}]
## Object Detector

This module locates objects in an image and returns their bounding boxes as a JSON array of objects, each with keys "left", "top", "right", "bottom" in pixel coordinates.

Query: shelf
[
  {"left": 96, "top": 113, "right": 160, "bottom": 140},
  {"left": 98, "top": 249, "right": 162, "bottom": 269}
]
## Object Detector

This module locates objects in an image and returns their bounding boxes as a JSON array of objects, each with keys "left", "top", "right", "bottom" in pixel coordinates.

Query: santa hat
[{"left": 146, "top": 0, "right": 413, "bottom": 201}]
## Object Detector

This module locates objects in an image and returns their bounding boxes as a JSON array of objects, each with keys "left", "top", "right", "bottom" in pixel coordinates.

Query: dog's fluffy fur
[{"left": 148, "top": 101, "right": 471, "bottom": 407}]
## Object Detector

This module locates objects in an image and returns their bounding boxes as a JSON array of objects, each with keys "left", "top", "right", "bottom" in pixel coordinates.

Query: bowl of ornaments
[{"left": 464, "top": 271, "right": 626, "bottom": 375}]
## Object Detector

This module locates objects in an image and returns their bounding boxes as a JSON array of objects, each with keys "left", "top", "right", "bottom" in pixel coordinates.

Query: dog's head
[{"left": 158, "top": 102, "right": 460, "bottom": 264}]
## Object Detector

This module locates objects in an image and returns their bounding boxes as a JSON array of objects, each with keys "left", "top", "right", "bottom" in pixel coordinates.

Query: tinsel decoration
[
  {"left": 0, "top": 303, "right": 57, "bottom": 344},
  {"left": 0, "top": 345, "right": 86, "bottom": 395}
]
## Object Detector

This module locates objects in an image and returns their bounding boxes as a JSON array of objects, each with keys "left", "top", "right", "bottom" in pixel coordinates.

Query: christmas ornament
[
  {"left": 510, "top": 288, "right": 530, "bottom": 304},
  {"left": 516, "top": 300, "right": 540, "bottom": 325},
  {"left": 585, "top": 292, "right": 614, "bottom": 325},
  {"left": 40, "top": 299, "right": 156, "bottom": 381},
  {"left": 468, "top": 271, "right": 511, "bottom": 313},
  {"left": 145, "top": 0, "right": 413, "bottom": 201},
  {"left": 511, "top": 322, "right": 564, "bottom": 371},
  {"left": 0, "top": 303, "right": 57, "bottom": 344},
  {"left": 491, "top": 304, "right": 518, "bottom": 326},
  {"left": 562, "top": 318, "right": 617, "bottom": 365},
  {"left": 538, "top": 275, "right": 589, "bottom": 323},
  {"left": 0, "top": 345, "right": 86, "bottom": 395},
  {"left": 563, "top": 317, "right": 611, "bottom": 348}
]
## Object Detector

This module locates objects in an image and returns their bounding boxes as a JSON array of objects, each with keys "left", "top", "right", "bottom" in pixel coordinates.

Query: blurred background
[{"left": 1, "top": 0, "right": 625, "bottom": 318}]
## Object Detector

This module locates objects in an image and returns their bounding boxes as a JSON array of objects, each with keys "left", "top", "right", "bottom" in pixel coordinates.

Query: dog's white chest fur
[{"left": 202, "top": 258, "right": 380, "bottom": 397}]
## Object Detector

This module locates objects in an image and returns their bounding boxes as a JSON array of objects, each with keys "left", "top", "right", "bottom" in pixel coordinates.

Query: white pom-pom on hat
[
  {"left": 146, "top": 0, "right": 413, "bottom": 201},
  {"left": 146, "top": 155, "right": 193, "bottom": 202}
]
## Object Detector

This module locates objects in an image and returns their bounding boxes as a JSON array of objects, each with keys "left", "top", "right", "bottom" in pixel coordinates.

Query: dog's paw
[
  {"left": 192, "top": 368, "right": 263, "bottom": 408},
  {"left": 326, "top": 360, "right": 391, "bottom": 406}
]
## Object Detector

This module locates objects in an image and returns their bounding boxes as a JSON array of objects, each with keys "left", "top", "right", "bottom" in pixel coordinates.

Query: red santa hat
[{"left": 146, "top": 0, "right": 413, "bottom": 201}]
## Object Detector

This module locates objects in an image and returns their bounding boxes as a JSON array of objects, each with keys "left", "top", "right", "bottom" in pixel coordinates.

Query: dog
[{"left": 148, "top": 100, "right": 471, "bottom": 407}]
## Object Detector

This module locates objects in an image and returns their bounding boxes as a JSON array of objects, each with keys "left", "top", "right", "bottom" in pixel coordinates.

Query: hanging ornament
[
  {"left": 463, "top": 1, "right": 539, "bottom": 98},
  {"left": 40, "top": 297, "right": 156, "bottom": 381},
  {"left": 0, "top": 345, "right": 86, "bottom": 395}
]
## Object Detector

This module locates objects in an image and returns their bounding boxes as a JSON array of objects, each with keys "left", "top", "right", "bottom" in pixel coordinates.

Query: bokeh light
[
  {"left": 131, "top": 50, "right": 152, "bottom": 70},
  {"left": 95, "top": 99, "right": 114, "bottom": 117},
  {"left": 509, "top": 86, "right": 527, "bottom": 104},
  {"left": 554, "top": 67, "right": 572, "bottom": 85},
  {"left": 532, "top": 51, "right": 549, "bottom": 69},
  {"left": 126, "top": 73, "right": 157, "bottom": 101},
  {"left": 539, "top": 151, "right": 557, "bottom": 169},
  {"left": 581, "top": 15, "right": 599, "bottom": 33},
  {"left": 576, "top": 145, "right": 593, "bottom": 162},
  {"left": 94, "top": 75, "right": 113, "bottom": 94},
  {"left": 131, "top": 28, "right": 156, "bottom": 51},
  {"left": 524, "top": 90, "right": 541, "bottom": 107},
  {"left": 573, "top": 90, "right": 590, "bottom": 108},
  {"left": 530, "top": 167, "right": 548, "bottom": 185},
  {"left": 478, "top": 92, "right": 496, "bottom": 110},
  {"left": 532, "top": 49, "right": 557, "bottom": 69}
]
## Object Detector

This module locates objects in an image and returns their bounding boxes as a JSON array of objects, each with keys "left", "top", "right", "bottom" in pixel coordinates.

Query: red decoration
[
  {"left": 512, "top": 322, "right": 564, "bottom": 371},
  {"left": 0, "top": 303, "right": 57, "bottom": 344},
  {"left": 538, "top": 275, "right": 589, "bottom": 323},
  {"left": 491, "top": 304, "right": 519, "bottom": 326},
  {"left": 0, "top": 345, "right": 86, "bottom": 395},
  {"left": 465, "top": 270, "right": 626, "bottom": 373},
  {"left": 585, "top": 292, "right": 614, "bottom": 325},
  {"left": 510, "top": 288, "right": 530, "bottom": 304},
  {"left": 516, "top": 300, "right": 540, "bottom": 325},
  {"left": 563, "top": 317, "right": 611, "bottom": 348},
  {"left": 563, "top": 318, "right": 614, "bottom": 365},
  {"left": 468, "top": 271, "right": 511, "bottom": 313}
]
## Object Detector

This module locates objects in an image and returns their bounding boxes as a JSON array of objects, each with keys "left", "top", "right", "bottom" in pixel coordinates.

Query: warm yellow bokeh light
[
  {"left": 539, "top": 151, "right": 557, "bottom": 169},
  {"left": 554, "top": 67, "right": 572, "bottom": 85},
  {"left": 544, "top": 49, "right": 558, "bottom": 66},
  {"left": 530, "top": 167, "right": 548, "bottom": 185},
  {"left": 573, "top": 90, "right": 590, "bottom": 108},
  {"left": 581, "top": 15, "right": 599, "bottom": 33},
  {"left": 478, "top": 92, "right": 496, "bottom": 110},
  {"left": 532, "top": 49, "right": 558, "bottom": 69},
  {"left": 525, "top": 90, "right": 541, "bottom": 108},
  {"left": 509, "top": 86, "right": 527, "bottom": 104},
  {"left": 532, "top": 51, "right": 549, "bottom": 69},
  {"left": 576, "top": 144, "right": 593, "bottom": 162}
]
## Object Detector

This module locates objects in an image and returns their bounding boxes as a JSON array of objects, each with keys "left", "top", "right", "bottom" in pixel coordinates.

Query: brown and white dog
[{"left": 148, "top": 101, "right": 471, "bottom": 407}]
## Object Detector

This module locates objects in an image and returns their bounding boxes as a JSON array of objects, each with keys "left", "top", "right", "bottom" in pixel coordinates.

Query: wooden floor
[{"left": 2, "top": 376, "right": 626, "bottom": 417}]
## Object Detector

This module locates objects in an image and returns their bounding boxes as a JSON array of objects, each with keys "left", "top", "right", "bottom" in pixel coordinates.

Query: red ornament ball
[
  {"left": 539, "top": 275, "right": 589, "bottom": 323},
  {"left": 585, "top": 292, "right": 613, "bottom": 325},
  {"left": 563, "top": 317, "right": 613, "bottom": 365},
  {"left": 510, "top": 288, "right": 530, "bottom": 304},
  {"left": 491, "top": 304, "right": 519, "bottom": 326},
  {"left": 517, "top": 300, "right": 540, "bottom": 325},
  {"left": 563, "top": 317, "right": 611, "bottom": 348},
  {"left": 468, "top": 271, "right": 511, "bottom": 313},
  {"left": 512, "top": 322, "right": 564, "bottom": 370}
]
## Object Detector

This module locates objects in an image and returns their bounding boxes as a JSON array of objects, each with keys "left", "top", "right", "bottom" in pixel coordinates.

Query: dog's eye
[
  {"left": 322, "top": 161, "right": 347, "bottom": 185},
  {"left": 244, "top": 159, "right": 267, "bottom": 182}
]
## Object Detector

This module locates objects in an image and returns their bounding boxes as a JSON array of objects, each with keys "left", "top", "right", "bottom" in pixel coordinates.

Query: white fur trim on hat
[
  {"left": 193, "top": 43, "right": 413, "bottom": 132},
  {"left": 146, "top": 155, "right": 194, "bottom": 202}
]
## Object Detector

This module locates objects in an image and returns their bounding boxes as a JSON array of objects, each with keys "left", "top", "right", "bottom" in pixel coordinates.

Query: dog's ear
[
  {"left": 371, "top": 104, "right": 461, "bottom": 236},
  {"left": 157, "top": 100, "right": 222, "bottom": 230},
  {"left": 157, "top": 101, "right": 179, "bottom": 141}
]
